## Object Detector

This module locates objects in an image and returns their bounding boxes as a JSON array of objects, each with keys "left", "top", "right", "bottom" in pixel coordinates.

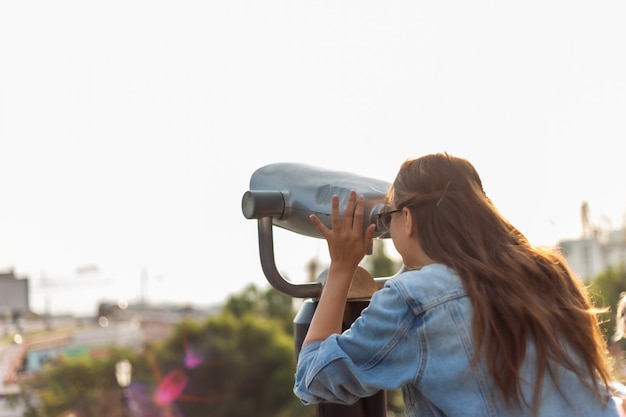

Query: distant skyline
[{"left": 1, "top": 1, "right": 625, "bottom": 316}]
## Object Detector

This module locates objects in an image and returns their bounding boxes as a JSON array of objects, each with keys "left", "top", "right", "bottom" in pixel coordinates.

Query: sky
[{"left": 0, "top": 1, "right": 625, "bottom": 316}]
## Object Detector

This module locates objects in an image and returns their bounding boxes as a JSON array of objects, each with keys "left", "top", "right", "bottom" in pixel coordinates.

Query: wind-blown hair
[
  {"left": 388, "top": 153, "right": 612, "bottom": 415},
  {"left": 613, "top": 292, "right": 626, "bottom": 342}
]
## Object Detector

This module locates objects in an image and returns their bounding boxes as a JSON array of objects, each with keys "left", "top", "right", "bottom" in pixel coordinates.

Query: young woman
[{"left": 293, "top": 153, "right": 619, "bottom": 416}]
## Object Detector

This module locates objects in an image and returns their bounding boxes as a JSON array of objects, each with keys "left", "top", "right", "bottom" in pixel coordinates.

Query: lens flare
[
  {"left": 184, "top": 347, "right": 205, "bottom": 369},
  {"left": 133, "top": 329, "right": 227, "bottom": 414},
  {"left": 154, "top": 369, "right": 188, "bottom": 406}
]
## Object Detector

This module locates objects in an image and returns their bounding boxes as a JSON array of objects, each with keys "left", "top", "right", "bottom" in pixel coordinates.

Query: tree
[
  {"left": 148, "top": 313, "right": 313, "bottom": 417},
  {"left": 9, "top": 347, "right": 143, "bottom": 417},
  {"left": 368, "top": 239, "right": 401, "bottom": 278},
  {"left": 223, "top": 283, "right": 296, "bottom": 334},
  {"left": 589, "top": 262, "right": 626, "bottom": 343},
  {"left": 588, "top": 262, "right": 626, "bottom": 382}
]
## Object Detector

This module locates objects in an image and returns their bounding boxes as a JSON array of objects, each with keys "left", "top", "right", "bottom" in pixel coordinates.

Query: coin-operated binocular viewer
[{"left": 242, "top": 162, "right": 393, "bottom": 417}]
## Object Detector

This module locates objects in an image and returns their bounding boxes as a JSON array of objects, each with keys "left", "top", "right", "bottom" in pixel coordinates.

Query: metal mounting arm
[{"left": 257, "top": 217, "right": 323, "bottom": 298}]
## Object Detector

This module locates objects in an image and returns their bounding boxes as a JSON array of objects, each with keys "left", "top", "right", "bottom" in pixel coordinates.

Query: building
[
  {"left": 559, "top": 228, "right": 626, "bottom": 281},
  {"left": 0, "top": 270, "right": 29, "bottom": 322}
]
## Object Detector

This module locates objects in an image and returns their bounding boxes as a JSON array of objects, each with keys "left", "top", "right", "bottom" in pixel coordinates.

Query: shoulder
[
  {"left": 384, "top": 263, "right": 467, "bottom": 313},
  {"left": 388, "top": 263, "right": 464, "bottom": 291}
]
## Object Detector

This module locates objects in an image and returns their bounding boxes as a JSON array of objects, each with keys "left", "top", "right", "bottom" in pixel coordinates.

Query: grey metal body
[{"left": 243, "top": 162, "right": 391, "bottom": 239}]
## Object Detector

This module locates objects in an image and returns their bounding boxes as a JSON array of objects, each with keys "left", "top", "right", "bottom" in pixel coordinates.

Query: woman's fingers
[
  {"left": 309, "top": 213, "right": 328, "bottom": 236},
  {"left": 331, "top": 194, "right": 342, "bottom": 231},
  {"left": 310, "top": 190, "right": 371, "bottom": 238},
  {"left": 309, "top": 190, "right": 377, "bottom": 267},
  {"left": 352, "top": 194, "right": 366, "bottom": 230},
  {"left": 343, "top": 191, "right": 356, "bottom": 228}
]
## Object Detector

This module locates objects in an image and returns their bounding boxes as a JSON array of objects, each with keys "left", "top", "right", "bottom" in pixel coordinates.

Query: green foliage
[
  {"left": 589, "top": 262, "right": 626, "bottom": 342},
  {"left": 13, "top": 347, "right": 140, "bottom": 417},
  {"left": 222, "top": 283, "right": 296, "bottom": 334},
  {"left": 369, "top": 239, "right": 401, "bottom": 278},
  {"left": 148, "top": 313, "right": 313, "bottom": 417}
]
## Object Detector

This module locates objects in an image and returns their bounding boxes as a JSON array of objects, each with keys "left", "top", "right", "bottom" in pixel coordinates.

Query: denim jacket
[{"left": 294, "top": 263, "right": 619, "bottom": 417}]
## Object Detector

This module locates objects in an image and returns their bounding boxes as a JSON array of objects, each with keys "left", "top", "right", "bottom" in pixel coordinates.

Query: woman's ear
[{"left": 402, "top": 207, "right": 414, "bottom": 236}]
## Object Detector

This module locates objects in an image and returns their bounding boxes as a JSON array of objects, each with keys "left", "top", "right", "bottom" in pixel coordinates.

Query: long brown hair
[{"left": 389, "top": 153, "right": 612, "bottom": 414}]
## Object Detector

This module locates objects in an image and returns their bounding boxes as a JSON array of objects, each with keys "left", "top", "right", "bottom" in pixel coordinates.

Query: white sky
[{"left": 1, "top": 1, "right": 625, "bottom": 316}]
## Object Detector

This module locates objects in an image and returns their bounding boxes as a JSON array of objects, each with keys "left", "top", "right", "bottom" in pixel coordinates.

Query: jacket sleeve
[{"left": 293, "top": 280, "right": 423, "bottom": 405}]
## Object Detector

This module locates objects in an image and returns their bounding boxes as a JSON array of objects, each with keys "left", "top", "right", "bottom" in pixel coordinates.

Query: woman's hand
[{"left": 310, "top": 190, "right": 376, "bottom": 276}]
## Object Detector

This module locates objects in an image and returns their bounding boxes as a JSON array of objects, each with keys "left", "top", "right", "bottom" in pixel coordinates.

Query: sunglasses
[{"left": 376, "top": 207, "right": 402, "bottom": 231}]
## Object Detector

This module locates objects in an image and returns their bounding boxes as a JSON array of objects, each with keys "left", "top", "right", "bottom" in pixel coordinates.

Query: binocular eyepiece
[{"left": 242, "top": 162, "right": 392, "bottom": 238}]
